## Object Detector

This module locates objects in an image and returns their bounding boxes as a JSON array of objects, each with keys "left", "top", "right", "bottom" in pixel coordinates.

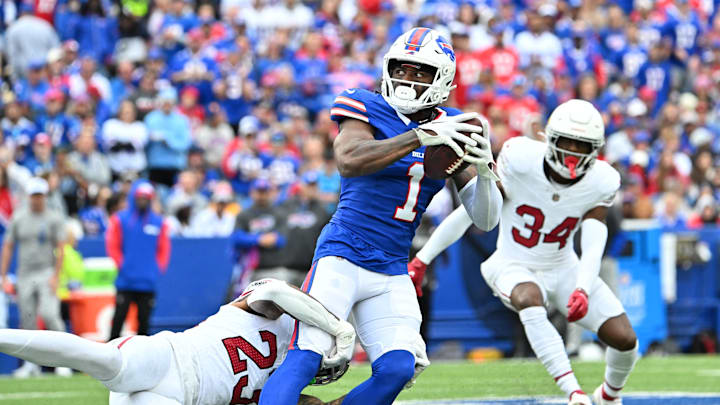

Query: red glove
[
  {"left": 407, "top": 257, "right": 427, "bottom": 297},
  {"left": 566, "top": 288, "right": 589, "bottom": 322}
]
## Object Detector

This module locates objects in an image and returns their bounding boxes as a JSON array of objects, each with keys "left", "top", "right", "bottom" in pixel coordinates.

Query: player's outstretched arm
[
  {"left": 334, "top": 119, "right": 424, "bottom": 177},
  {"left": 567, "top": 206, "right": 609, "bottom": 322},
  {"left": 246, "top": 280, "right": 355, "bottom": 367},
  {"left": 415, "top": 205, "right": 474, "bottom": 265}
]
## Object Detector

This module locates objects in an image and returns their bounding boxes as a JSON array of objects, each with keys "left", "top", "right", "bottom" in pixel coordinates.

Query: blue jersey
[{"left": 313, "top": 89, "right": 460, "bottom": 275}]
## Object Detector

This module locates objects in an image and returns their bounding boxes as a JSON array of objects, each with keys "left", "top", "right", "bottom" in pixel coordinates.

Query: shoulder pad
[
  {"left": 590, "top": 160, "right": 621, "bottom": 207},
  {"left": 330, "top": 89, "right": 374, "bottom": 124},
  {"left": 498, "top": 137, "right": 545, "bottom": 176}
]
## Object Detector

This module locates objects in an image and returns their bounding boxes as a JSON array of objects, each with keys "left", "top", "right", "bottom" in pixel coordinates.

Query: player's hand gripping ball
[{"left": 420, "top": 113, "right": 488, "bottom": 179}]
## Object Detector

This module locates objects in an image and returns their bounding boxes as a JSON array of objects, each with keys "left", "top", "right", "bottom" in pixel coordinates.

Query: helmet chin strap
[{"left": 564, "top": 155, "right": 579, "bottom": 179}]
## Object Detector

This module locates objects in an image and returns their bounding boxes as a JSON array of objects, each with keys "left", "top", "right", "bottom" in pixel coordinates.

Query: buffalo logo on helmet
[{"left": 435, "top": 37, "right": 455, "bottom": 62}]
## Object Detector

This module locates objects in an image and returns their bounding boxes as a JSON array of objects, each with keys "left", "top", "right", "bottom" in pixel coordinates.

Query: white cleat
[
  {"left": 568, "top": 390, "right": 592, "bottom": 405},
  {"left": 593, "top": 385, "right": 623, "bottom": 404},
  {"left": 55, "top": 367, "right": 73, "bottom": 377},
  {"left": 12, "top": 361, "right": 41, "bottom": 378}
]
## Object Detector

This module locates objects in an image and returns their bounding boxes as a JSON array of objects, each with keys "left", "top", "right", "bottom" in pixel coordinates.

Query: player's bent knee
[
  {"left": 372, "top": 350, "right": 416, "bottom": 388},
  {"left": 613, "top": 330, "right": 638, "bottom": 351},
  {"left": 510, "top": 283, "right": 543, "bottom": 311}
]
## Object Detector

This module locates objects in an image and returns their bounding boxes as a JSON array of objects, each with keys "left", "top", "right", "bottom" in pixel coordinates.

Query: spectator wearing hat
[
  {"left": 177, "top": 86, "right": 205, "bottom": 135},
  {"left": 278, "top": 171, "right": 331, "bottom": 280},
  {"left": 221, "top": 116, "right": 265, "bottom": 196},
  {"left": 101, "top": 100, "right": 149, "bottom": 180},
  {"left": 105, "top": 181, "right": 170, "bottom": 340},
  {"left": 232, "top": 178, "right": 292, "bottom": 283},
  {"left": 0, "top": 177, "right": 70, "bottom": 378},
  {"left": 145, "top": 87, "right": 192, "bottom": 187},
  {"left": 4, "top": 3, "right": 60, "bottom": 79},
  {"left": 24, "top": 133, "right": 55, "bottom": 176},
  {"left": 37, "top": 89, "right": 76, "bottom": 148},
  {"left": 189, "top": 181, "right": 238, "bottom": 237},
  {"left": 195, "top": 103, "right": 234, "bottom": 169},
  {"left": 13, "top": 59, "right": 51, "bottom": 117}
]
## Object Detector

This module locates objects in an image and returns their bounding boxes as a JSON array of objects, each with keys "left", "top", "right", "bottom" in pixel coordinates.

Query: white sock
[
  {"left": 603, "top": 341, "right": 639, "bottom": 399},
  {"left": 0, "top": 330, "right": 122, "bottom": 380},
  {"left": 519, "top": 306, "right": 581, "bottom": 396}
]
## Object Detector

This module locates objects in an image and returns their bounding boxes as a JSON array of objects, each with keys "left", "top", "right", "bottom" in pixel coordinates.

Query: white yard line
[{"left": 0, "top": 391, "right": 98, "bottom": 401}]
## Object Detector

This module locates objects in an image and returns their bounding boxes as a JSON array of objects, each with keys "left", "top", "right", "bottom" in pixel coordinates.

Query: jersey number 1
[
  {"left": 512, "top": 204, "right": 579, "bottom": 249},
  {"left": 222, "top": 330, "right": 278, "bottom": 404},
  {"left": 394, "top": 163, "right": 424, "bottom": 222}
]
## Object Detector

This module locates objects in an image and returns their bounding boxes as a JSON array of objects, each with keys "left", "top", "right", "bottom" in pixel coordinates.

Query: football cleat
[
  {"left": 593, "top": 385, "right": 623, "bottom": 404},
  {"left": 568, "top": 390, "right": 592, "bottom": 405}
]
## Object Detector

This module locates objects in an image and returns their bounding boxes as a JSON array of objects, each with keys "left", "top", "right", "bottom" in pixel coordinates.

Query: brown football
[{"left": 423, "top": 117, "right": 484, "bottom": 179}]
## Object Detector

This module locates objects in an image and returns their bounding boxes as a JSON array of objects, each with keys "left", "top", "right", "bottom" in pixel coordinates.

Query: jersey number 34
[
  {"left": 222, "top": 331, "right": 277, "bottom": 404},
  {"left": 512, "top": 204, "right": 579, "bottom": 249}
]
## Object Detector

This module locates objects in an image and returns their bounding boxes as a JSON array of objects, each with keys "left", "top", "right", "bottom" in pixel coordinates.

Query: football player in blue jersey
[{"left": 259, "top": 27, "right": 503, "bottom": 405}]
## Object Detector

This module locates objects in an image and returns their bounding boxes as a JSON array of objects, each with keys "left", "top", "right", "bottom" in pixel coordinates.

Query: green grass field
[{"left": 0, "top": 356, "right": 717, "bottom": 404}]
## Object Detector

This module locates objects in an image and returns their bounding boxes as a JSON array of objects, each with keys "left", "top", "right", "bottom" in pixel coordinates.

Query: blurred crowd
[{"left": 1, "top": 0, "right": 720, "bottom": 240}]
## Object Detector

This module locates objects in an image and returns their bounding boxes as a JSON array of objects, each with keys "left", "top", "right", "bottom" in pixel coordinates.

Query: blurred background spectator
[
  {"left": 105, "top": 182, "right": 169, "bottom": 340},
  {"left": 0, "top": 178, "right": 70, "bottom": 377}
]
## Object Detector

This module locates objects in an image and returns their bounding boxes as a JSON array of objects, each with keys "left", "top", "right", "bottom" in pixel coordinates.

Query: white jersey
[
  {"left": 494, "top": 136, "right": 620, "bottom": 270},
  {"left": 165, "top": 304, "right": 294, "bottom": 405}
]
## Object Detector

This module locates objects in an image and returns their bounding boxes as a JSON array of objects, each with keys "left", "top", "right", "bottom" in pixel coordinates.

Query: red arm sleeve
[
  {"left": 106, "top": 215, "right": 124, "bottom": 269},
  {"left": 156, "top": 220, "right": 171, "bottom": 273}
]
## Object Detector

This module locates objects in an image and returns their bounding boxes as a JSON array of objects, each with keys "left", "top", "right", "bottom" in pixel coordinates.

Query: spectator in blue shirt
[
  {"left": 37, "top": 89, "right": 77, "bottom": 148},
  {"left": 637, "top": 42, "right": 673, "bottom": 116},
  {"left": 145, "top": 88, "right": 192, "bottom": 187},
  {"left": 71, "top": 0, "right": 118, "bottom": 64},
  {"left": 24, "top": 133, "right": 55, "bottom": 176},
  {"left": 13, "top": 60, "right": 50, "bottom": 118},
  {"left": 0, "top": 99, "right": 37, "bottom": 163},
  {"left": 169, "top": 29, "right": 218, "bottom": 104}
]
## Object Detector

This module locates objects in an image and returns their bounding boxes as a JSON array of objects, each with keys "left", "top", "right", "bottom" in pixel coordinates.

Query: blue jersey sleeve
[{"left": 330, "top": 89, "right": 370, "bottom": 123}]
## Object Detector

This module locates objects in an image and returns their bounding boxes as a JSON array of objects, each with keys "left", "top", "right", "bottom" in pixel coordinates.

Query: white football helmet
[
  {"left": 544, "top": 99, "right": 605, "bottom": 180},
  {"left": 381, "top": 27, "right": 457, "bottom": 115}
]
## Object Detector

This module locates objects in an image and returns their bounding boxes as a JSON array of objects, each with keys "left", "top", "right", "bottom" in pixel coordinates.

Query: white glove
[
  {"left": 322, "top": 320, "right": 355, "bottom": 368},
  {"left": 462, "top": 132, "right": 500, "bottom": 182},
  {"left": 404, "top": 336, "right": 431, "bottom": 390},
  {"left": 414, "top": 112, "right": 485, "bottom": 157}
]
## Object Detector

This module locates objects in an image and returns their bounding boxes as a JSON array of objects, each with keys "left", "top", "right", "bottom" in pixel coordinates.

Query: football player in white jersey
[
  {"left": 0, "top": 279, "right": 428, "bottom": 404},
  {"left": 408, "top": 100, "right": 638, "bottom": 405}
]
